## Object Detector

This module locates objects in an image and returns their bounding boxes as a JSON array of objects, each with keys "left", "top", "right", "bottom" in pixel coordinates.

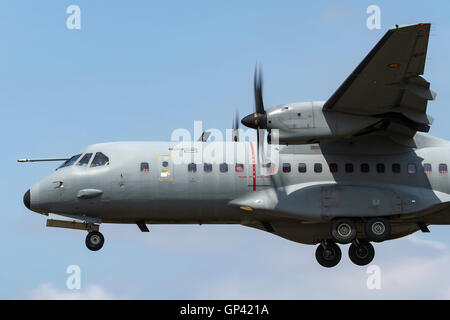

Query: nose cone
[
  {"left": 23, "top": 189, "right": 31, "bottom": 210},
  {"left": 241, "top": 113, "right": 267, "bottom": 129}
]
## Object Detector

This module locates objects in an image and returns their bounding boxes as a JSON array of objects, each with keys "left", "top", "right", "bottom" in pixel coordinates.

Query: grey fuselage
[{"left": 27, "top": 133, "right": 450, "bottom": 245}]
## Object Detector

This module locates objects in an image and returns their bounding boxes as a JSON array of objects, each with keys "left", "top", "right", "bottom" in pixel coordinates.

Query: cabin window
[
  {"left": 188, "top": 163, "right": 197, "bottom": 173},
  {"left": 235, "top": 163, "right": 244, "bottom": 173},
  {"left": 423, "top": 163, "right": 432, "bottom": 174},
  {"left": 376, "top": 163, "right": 385, "bottom": 173},
  {"left": 361, "top": 163, "right": 370, "bottom": 173},
  {"left": 282, "top": 163, "right": 291, "bottom": 173},
  {"left": 329, "top": 163, "right": 338, "bottom": 173},
  {"left": 91, "top": 152, "right": 110, "bottom": 167},
  {"left": 439, "top": 164, "right": 448, "bottom": 174},
  {"left": 345, "top": 163, "right": 354, "bottom": 173},
  {"left": 58, "top": 154, "right": 81, "bottom": 169},
  {"left": 77, "top": 153, "right": 92, "bottom": 167},
  {"left": 392, "top": 163, "right": 401, "bottom": 173},
  {"left": 314, "top": 163, "right": 322, "bottom": 173},
  {"left": 407, "top": 163, "right": 417, "bottom": 174},
  {"left": 162, "top": 161, "right": 169, "bottom": 168},
  {"left": 298, "top": 163, "right": 307, "bottom": 173},
  {"left": 140, "top": 162, "right": 149, "bottom": 173},
  {"left": 204, "top": 163, "right": 213, "bottom": 173},
  {"left": 219, "top": 163, "right": 228, "bottom": 173}
]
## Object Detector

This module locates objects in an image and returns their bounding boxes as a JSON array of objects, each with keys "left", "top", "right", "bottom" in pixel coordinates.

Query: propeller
[
  {"left": 239, "top": 64, "right": 288, "bottom": 199},
  {"left": 241, "top": 64, "right": 268, "bottom": 130},
  {"left": 241, "top": 64, "right": 269, "bottom": 163}
]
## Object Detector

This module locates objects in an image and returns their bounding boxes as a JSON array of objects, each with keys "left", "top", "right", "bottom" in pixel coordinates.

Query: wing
[{"left": 323, "top": 23, "right": 435, "bottom": 137}]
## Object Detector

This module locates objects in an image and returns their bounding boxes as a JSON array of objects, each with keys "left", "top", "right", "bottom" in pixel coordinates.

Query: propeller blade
[
  {"left": 233, "top": 109, "right": 239, "bottom": 142},
  {"left": 241, "top": 64, "right": 267, "bottom": 129},
  {"left": 254, "top": 64, "right": 265, "bottom": 115},
  {"left": 257, "top": 128, "right": 265, "bottom": 165},
  {"left": 256, "top": 128, "right": 260, "bottom": 162}
]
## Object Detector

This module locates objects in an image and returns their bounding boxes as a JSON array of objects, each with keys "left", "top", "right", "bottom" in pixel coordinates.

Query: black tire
[
  {"left": 365, "top": 217, "right": 391, "bottom": 242},
  {"left": 85, "top": 231, "right": 104, "bottom": 251},
  {"left": 348, "top": 241, "right": 375, "bottom": 266},
  {"left": 331, "top": 218, "right": 357, "bottom": 244},
  {"left": 315, "top": 242, "right": 342, "bottom": 268}
]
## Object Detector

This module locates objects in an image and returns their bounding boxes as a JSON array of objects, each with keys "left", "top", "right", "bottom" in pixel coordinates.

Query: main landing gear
[
  {"left": 330, "top": 217, "right": 391, "bottom": 244},
  {"left": 364, "top": 217, "right": 391, "bottom": 242},
  {"left": 330, "top": 218, "right": 357, "bottom": 244},
  {"left": 348, "top": 240, "right": 375, "bottom": 266},
  {"left": 315, "top": 241, "right": 342, "bottom": 268},
  {"left": 316, "top": 217, "right": 390, "bottom": 267},
  {"left": 315, "top": 240, "right": 375, "bottom": 268}
]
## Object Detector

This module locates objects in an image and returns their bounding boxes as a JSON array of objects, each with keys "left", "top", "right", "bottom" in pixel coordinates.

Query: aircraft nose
[{"left": 23, "top": 189, "right": 31, "bottom": 210}]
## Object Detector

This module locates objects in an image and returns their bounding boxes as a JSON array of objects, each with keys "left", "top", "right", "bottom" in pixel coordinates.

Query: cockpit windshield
[
  {"left": 91, "top": 152, "right": 110, "bottom": 167},
  {"left": 77, "top": 153, "right": 93, "bottom": 167},
  {"left": 57, "top": 152, "right": 109, "bottom": 169},
  {"left": 57, "top": 154, "right": 81, "bottom": 169}
]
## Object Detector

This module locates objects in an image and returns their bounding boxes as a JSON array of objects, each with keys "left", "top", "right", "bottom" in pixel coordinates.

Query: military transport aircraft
[{"left": 20, "top": 23, "right": 449, "bottom": 268}]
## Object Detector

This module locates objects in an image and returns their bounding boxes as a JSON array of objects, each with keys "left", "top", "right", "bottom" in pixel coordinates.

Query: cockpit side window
[
  {"left": 91, "top": 152, "right": 110, "bottom": 167},
  {"left": 77, "top": 153, "right": 93, "bottom": 167},
  {"left": 58, "top": 154, "right": 81, "bottom": 169}
]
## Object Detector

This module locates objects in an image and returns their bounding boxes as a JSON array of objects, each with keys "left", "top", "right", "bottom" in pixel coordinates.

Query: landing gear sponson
[{"left": 315, "top": 217, "right": 390, "bottom": 268}]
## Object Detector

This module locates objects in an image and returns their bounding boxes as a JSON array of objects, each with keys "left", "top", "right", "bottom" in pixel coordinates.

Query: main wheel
[
  {"left": 315, "top": 242, "right": 342, "bottom": 268},
  {"left": 331, "top": 218, "right": 357, "bottom": 244},
  {"left": 365, "top": 217, "right": 391, "bottom": 242},
  {"left": 85, "top": 231, "right": 104, "bottom": 251},
  {"left": 348, "top": 240, "right": 375, "bottom": 266}
]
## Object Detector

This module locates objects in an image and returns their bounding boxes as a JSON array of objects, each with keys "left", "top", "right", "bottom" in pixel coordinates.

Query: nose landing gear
[{"left": 85, "top": 230, "right": 104, "bottom": 251}]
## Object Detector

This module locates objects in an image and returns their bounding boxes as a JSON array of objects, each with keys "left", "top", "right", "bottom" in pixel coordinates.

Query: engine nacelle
[{"left": 266, "top": 101, "right": 382, "bottom": 144}]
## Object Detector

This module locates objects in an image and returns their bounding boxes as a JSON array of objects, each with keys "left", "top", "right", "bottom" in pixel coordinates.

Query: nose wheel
[{"left": 85, "top": 231, "right": 104, "bottom": 251}]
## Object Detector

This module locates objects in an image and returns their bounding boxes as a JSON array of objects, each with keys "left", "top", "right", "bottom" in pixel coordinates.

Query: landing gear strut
[
  {"left": 85, "top": 231, "right": 104, "bottom": 251},
  {"left": 315, "top": 241, "right": 342, "bottom": 268},
  {"left": 348, "top": 240, "right": 375, "bottom": 266}
]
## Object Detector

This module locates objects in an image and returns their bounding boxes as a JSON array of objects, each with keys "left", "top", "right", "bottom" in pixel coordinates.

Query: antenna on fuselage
[{"left": 17, "top": 158, "right": 70, "bottom": 163}]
